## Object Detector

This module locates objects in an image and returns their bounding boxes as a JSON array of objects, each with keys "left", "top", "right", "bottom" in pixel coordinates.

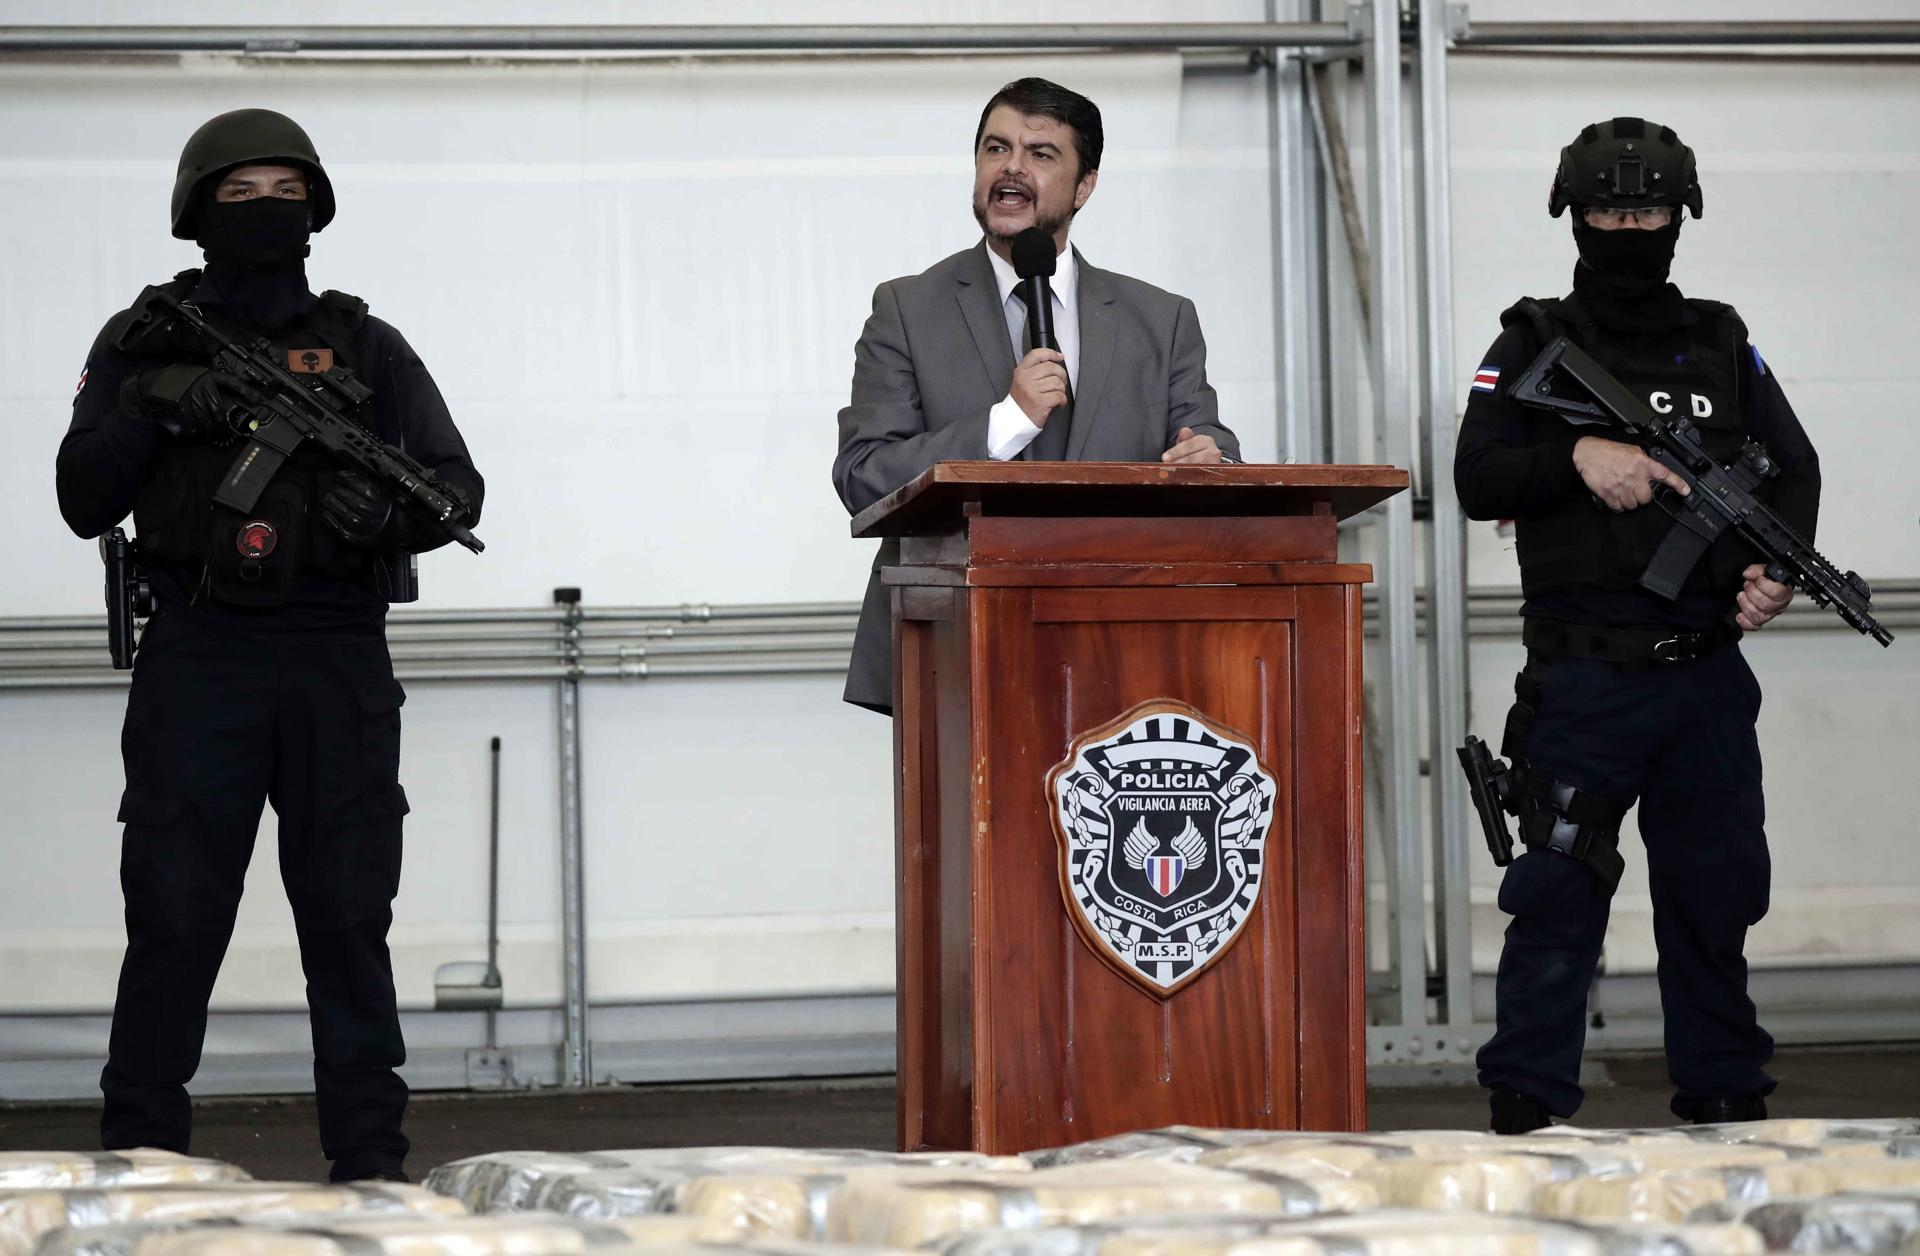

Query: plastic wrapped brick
[
  {"left": 1196, "top": 1142, "right": 1389, "bottom": 1179},
  {"left": 1578, "top": 1221, "right": 1766, "bottom": 1256},
  {"left": 424, "top": 1147, "right": 1021, "bottom": 1219},
  {"left": 823, "top": 1161, "right": 1300, "bottom": 1247},
  {"left": 1025, "top": 1130, "right": 1331, "bottom": 1170},
  {"left": 1678, "top": 1120, "right": 1850, "bottom": 1148},
  {"left": 500, "top": 1149, "right": 1026, "bottom": 1237},
  {"left": 546, "top": 1164, "right": 852, "bottom": 1238},
  {"left": 1753, "top": 1158, "right": 1920, "bottom": 1199},
  {"left": 936, "top": 1210, "right": 1746, "bottom": 1256},
  {"left": 1525, "top": 1129, "right": 1693, "bottom": 1148},
  {"left": 1099, "top": 1209, "right": 1613, "bottom": 1256},
  {"left": 34, "top": 1211, "right": 728, "bottom": 1256},
  {"left": 933, "top": 1223, "right": 1117, "bottom": 1256},
  {"left": 935, "top": 1215, "right": 1342, "bottom": 1256},
  {"left": 1355, "top": 1152, "right": 1575, "bottom": 1212},
  {"left": 423, "top": 1151, "right": 643, "bottom": 1213},
  {"left": 0, "top": 1181, "right": 461, "bottom": 1256},
  {"left": 0, "top": 1151, "right": 247, "bottom": 1190},
  {"left": 1681, "top": 1119, "right": 1920, "bottom": 1149},
  {"left": 1546, "top": 1144, "right": 1791, "bottom": 1178},
  {"left": 1339, "top": 1131, "right": 1506, "bottom": 1158},
  {"left": 1693, "top": 1191, "right": 1920, "bottom": 1254},
  {"left": 936, "top": 1212, "right": 1525, "bottom": 1256},
  {"left": 1527, "top": 1171, "right": 1734, "bottom": 1225}
]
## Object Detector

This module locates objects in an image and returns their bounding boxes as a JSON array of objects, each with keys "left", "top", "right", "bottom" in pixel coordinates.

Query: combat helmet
[
  {"left": 170, "top": 108, "right": 335, "bottom": 239},
  {"left": 1548, "top": 116, "right": 1702, "bottom": 220}
]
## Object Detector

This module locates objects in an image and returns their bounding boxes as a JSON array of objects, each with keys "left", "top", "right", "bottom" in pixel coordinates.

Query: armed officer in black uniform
[
  {"left": 55, "top": 109, "right": 483, "bottom": 1181},
  {"left": 1456, "top": 118, "right": 1819, "bottom": 1134}
]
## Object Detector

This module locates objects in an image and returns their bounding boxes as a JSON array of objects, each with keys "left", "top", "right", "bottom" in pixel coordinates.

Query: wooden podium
[{"left": 852, "top": 462, "right": 1408, "bottom": 1155}]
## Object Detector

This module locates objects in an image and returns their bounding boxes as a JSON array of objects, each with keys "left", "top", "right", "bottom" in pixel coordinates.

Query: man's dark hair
[{"left": 974, "top": 78, "right": 1103, "bottom": 176}]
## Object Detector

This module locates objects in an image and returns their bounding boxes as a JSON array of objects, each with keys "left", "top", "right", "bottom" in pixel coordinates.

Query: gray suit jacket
[{"left": 831, "top": 241, "right": 1241, "bottom": 714}]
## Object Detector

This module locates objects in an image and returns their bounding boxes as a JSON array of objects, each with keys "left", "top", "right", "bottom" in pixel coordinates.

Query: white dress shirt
[{"left": 984, "top": 240, "right": 1078, "bottom": 461}]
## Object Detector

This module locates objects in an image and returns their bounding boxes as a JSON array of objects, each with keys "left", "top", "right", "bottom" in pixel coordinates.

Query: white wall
[
  {"left": 0, "top": 2, "right": 1914, "bottom": 1073},
  {"left": 0, "top": 4, "right": 1283, "bottom": 1036}
]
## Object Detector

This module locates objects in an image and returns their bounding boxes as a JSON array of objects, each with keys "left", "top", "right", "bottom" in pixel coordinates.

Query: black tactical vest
[
  {"left": 122, "top": 270, "right": 379, "bottom": 609},
  {"left": 1502, "top": 294, "right": 1764, "bottom": 599}
]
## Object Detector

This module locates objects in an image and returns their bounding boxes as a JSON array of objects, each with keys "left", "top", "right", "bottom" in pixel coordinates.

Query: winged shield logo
[
  {"left": 1126, "top": 818, "right": 1206, "bottom": 897},
  {"left": 1048, "top": 700, "right": 1279, "bottom": 996}
]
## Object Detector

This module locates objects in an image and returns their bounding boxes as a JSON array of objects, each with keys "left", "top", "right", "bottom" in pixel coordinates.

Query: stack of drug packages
[
  {"left": 6, "top": 1117, "right": 1919, "bottom": 1253},
  {"left": 423, "top": 1119, "right": 1920, "bottom": 1255},
  {"left": 0, "top": 1149, "right": 835, "bottom": 1255}
]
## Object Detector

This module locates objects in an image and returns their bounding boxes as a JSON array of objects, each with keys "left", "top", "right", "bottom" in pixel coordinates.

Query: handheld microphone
[{"left": 1011, "top": 227, "right": 1060, "bottom": 353}]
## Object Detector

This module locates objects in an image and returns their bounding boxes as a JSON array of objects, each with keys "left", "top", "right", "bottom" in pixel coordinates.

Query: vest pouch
[
  {"left": 204, "top": 476, "right": 309, "bottom": 609},
  {"left": 131, "top": 445, "right": 223, "bottom": 566}
]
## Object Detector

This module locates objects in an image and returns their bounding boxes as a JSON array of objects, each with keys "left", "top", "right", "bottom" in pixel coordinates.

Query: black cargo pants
[
  {"left": 101, "top": 607, "right": 411, "bottom": 1179},
  {"left": 1475, "top": 646, "right": 1775, "bottom": 1121}
]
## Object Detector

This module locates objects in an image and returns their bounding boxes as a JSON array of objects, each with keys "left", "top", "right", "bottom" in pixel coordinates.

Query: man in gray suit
[{"left": 832, "top": 77, "right": 1242, "bottom": 714}]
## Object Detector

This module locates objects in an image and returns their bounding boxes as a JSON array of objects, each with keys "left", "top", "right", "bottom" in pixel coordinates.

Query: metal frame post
[
  {"left": 554, "top": 586, "right": 593, "bottom": 1088},
  {"left": 1414, "top": 0, "right": 1474, "bottom": 1027},
  {"left": 1363, "top": 0, "right": 1429, "bottom": 1035},
  {"left": 1265, "top": 1, "right": 1318, "bottom": 461}
]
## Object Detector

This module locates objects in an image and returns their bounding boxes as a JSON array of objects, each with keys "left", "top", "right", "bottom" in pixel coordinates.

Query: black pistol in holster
[
  {"left": 1457, "top": 718, "right": 1628, "bottom": 894},
  {"left": 1457, "top": 735, "right": 1517, "bottom": 867},
  {"left": 101, "top": 526, "right": 152, "bottom": 670}
]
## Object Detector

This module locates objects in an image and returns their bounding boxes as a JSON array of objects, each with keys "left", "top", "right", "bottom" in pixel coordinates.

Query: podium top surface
[{"left": 850, "top": 461, "right": 1409, "bottom": 539}]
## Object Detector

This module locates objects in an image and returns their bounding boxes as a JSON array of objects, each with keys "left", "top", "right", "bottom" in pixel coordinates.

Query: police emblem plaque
[{"left": 1047, "top": 700, "right": 1280, "bottom": 997}]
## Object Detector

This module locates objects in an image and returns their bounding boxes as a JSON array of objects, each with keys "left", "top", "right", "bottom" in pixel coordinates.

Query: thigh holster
[{"left": 1500, "top": 660, "right": 1629, "bottom": 895}]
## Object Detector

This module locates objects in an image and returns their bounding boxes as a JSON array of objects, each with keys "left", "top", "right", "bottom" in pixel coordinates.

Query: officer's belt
[{"left": 1522, "top": 617, "right": 1739, "bottom": 666}]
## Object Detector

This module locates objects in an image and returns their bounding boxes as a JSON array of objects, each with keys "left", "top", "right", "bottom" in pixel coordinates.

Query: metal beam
[
  {"left": 0, "top": 23, "right": 1360, "bottom": 55},
  {"left": 1265, "top": 0, "right": 1317, "bottom": 462},
  {"left": 2, "top": 582, "right": 1912, "bottom": 690},
  {"left": 1413, "top": 0, "right": 1473, "bottom": 1030},
  {"left": 554, "top": 589, "right": 593, "bottom": 1089},
  {"left": 1363, "top": 0, "right": 1429, "bottom": 1036},
  {"left": 1460, "top": 21, "right": 1920, "bottom": 48}
]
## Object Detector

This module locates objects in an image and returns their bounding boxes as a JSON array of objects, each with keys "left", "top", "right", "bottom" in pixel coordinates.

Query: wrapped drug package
[
  {"left": 823, "top": 1161, "right": 1331, "bottom": 1248},
  {"left": 0, "top": 1181, "right": 460, "bottom": 1256},
  {"left": 0, "top": 1151, "right": 246, "bottom": 1191}
]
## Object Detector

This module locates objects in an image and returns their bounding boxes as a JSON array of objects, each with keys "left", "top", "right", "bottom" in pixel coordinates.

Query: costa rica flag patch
[{"left": 1471, "top": 365, "right": 1500, "bottom": 394}]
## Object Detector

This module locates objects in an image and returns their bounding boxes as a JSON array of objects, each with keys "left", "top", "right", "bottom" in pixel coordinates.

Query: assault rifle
[
  {"left": 1509, "top": 336, "right": 1890, "bottom": 646},
  {"left": 122, "top": 291, "right": 483, "bottom": 554}
]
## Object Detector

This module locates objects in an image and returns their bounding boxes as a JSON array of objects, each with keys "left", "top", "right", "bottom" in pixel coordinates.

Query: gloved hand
[
  {"left": 320, "top": 471, "right": 398, "bottom": 548},
  {"left": 122, "top": 365, "right": 261, "bottom": 440}
]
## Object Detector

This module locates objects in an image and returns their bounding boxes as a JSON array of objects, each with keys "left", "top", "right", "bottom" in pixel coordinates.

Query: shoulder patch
[
  {"left": 1750, "top": 343, "right": 1767, "bottom": 376},
  {"left": 74, "top": 364, "right": 89, "bottom": 397},
  {"left": 1471, "top": 365, "right": 1501, "bottom": 394}
]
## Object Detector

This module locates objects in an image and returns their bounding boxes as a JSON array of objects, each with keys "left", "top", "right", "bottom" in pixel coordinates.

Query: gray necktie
[{"left": 1016, "top": 285, "right": 1072, "bottom": 462}]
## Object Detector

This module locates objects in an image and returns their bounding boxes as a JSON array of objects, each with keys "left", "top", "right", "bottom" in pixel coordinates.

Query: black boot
[
  {"left": 1490, "top": 1087, "right": 1553, "bottom": 1134},
  {"left": 1689, "top": 1094, "right": 1768, "bottom": 1124}
]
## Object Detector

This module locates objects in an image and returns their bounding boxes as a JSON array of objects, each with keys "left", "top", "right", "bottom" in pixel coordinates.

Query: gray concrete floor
[{"left": 2, "top": 1045, "right": 1915, "bottom": 1183}]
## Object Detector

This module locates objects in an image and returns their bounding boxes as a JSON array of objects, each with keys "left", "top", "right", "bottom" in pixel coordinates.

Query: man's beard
[{"left": 973, "top": 193, "right": 1071, "bottom": 246}]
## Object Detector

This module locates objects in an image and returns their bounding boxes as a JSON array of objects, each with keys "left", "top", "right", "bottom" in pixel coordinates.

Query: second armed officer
[
  {"left": 1454, "top": 117, "right": 1820, "bottom": 1134},
  {"left": 54, "top": 108, "right": 483, "bottom": 1182}
]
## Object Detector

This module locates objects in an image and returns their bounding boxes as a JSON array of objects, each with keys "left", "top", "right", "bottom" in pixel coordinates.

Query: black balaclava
[
  {"left": 1570, "top": 215, "right": 1686, "bottom": 336},
  {"left": 194, "top": 195, "right": 316, "bottom": 330}
]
